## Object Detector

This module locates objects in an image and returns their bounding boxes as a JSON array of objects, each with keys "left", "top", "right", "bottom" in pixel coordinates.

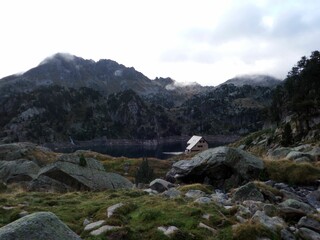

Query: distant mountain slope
[
  {"left": 222, "top": 75, "right": 281, "bottom": 88},
  {"left": 0, "top": 53, "right": 277, "bottom": 143},
  {"left": 0, "top": 53, "right": 162, "bottom": 96}
]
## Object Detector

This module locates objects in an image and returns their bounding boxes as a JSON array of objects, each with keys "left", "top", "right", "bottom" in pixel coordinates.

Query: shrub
[
  {"left": 264, "top": 160, "right": 320, "bottom": 185},
  {"left": 79, "top": 154, "right": 87, "bottom": 167},
  {"left": 135, "top": 158, "right": 154, "bottom": 184},
  {"left": 233, "top": 222, "right": 280, "bottom": 240}
]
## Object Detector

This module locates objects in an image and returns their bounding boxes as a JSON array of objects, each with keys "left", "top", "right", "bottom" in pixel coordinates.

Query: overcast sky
[{"left": 1, "top": 0, "right": 319, "bottom": 86}]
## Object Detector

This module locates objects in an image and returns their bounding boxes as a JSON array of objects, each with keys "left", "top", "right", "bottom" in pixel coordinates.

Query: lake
[{"left": 55, "top": 141, "right": 224, "bottom": 159}]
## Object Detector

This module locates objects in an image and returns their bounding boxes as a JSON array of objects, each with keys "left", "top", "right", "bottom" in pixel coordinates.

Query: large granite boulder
[
  {"left": 0, "top": 211, "right": 81, "bottom": 240},
  {"left": 166, "top": 147, "right": 264, "bottom": 190},
  {"left": 31, "top": 155, "right": 133, "bottom": 191},
  {"left": 0, "top": 159, "right": 40, "bottom": 183}
]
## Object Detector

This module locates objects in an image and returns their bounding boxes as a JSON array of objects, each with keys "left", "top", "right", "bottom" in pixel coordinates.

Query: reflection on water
[{"left": 56, "top": 141, "right": 222, "bottom": 159}]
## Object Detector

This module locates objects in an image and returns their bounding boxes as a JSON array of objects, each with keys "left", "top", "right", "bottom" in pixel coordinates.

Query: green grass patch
[
  {"left": 0, "top": 188, "right": 234, "bottom": 239},
  {"left": 178, "top": 183, "right": 213, "bottom": 194}
]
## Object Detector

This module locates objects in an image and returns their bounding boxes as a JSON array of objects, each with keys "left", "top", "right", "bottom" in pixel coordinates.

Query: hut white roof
[{"left": 186, "top": 135, "right": 203, "bottom": 150}]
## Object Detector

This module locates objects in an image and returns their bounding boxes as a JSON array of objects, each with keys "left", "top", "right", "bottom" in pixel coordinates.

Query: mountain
[
  {"left": 0, "top": 53, "right": 163, "bottom": 96},
  {"left": 222, "top": 74, "right": 281, "bottom": 88},
  {"left": 0, "top": 53, "right": 276, "bottom": 143}
]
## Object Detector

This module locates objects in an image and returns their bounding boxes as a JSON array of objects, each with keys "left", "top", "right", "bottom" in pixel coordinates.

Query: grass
[
  {"left": 233, "top": 222, "right": 281, "bottom": 240},
  {"left": 75, "top": 151, "right": 172, "bottom": 182},
  {"left": 263, "top": 159, "right": 320, "bottom": 185},
  {"left": 178, "top": 183, "right": 213, "bottom": 194},
  {"left": 0, "top": 187, "right": 234, "bottom": 240}
]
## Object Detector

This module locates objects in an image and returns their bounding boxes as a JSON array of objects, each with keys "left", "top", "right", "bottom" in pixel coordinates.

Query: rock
[
  {"left": 166, "top": 147, "right": 264, "bottom": 190},
  {"left": 84, "top": 220, "right": 106, "bottom": 231},
  {"left": 107, "top": 203, "right": 124, "bottom": 218},
  {"left": 267, "top": 147, "right": 291, "bottom": 160},
  {"left": 263, "top": 204, "right": 278, "bottom": 217},
  {"left": 28, "top": 175, "right": 73, "bottom": 192},
  {"left": 32, "top": 155, "right": 133, "bottom": 191},
  {"left": 149, "top": 179, "right": 174, "bottom": 193},
  {"left": 281, "top": 189, "right": 305, "bottom": 202},
  {"left": 294, "top": 156, "right": 312, "bottom": 163},
  {"left": 90, "top": 225, "right": 121, "bottom": 236},
  {"left": 279, "top": 199, "right": 315, "bottom": 219},
  {"left": 18, "top": 211, "right": 29, "bottom": 218},
  {"left": 232, "top": 182, "right": 264, "bottom": 203},
  {"left": 307, "top": 190, "right": 320, "bottom": 209},
  {"left": 143, "top": 188, "right": 158, "bottom": 195},
  {"left": 162, "top": 188, "right": 181, "bottom": 199},
  {"left": 298, "top": 227, "right": 320, "bottom": 240},
  {"left": 211, "top": 190, "right": 229, "bottom": 205},
  {"left": 83, "top": 218, "right": 91, "bottom": 226},
  {"left": 280, "top": 229, "right": 296, "bottom": 240},
  {"left": 158, "top": 226, "right": 179, "bottom": 237},
  {"left": 0, "top": 159, "right": 40, "bottom": 183},
  {"left": 242, "top": 200, "right": 265, "bottom": 215},
  {"left": 307, "top": 147, "right": 320, "bottom": 161},
  {"left": 236, "top": 205, "right": 252, "bottom": 219},
  {"left": 298, "top": 216, "right": 320, "bottom": 233},
  {"left": 194, "top": 197, "right": 212, "bottom": 204},
  {"left": 0, "top": 142, "right": 52, "bottom": 164},
  {"left": 251, "top": 210, "right": 286, "bottom": 232},
  {"left": 286, "top": 151, "right": 312, "bottom": 161},
  {"left": 198, "top": 222, "right": 217, "bottom": 234},
  {"left": 185, "top": 190, "right": 206, "bottom": 199},
  {"left": 0, "top": 211, "right": 81, "bottom": 240}
]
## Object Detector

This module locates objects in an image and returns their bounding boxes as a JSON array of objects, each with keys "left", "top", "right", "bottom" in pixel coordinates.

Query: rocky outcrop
[
  {"left": 166, "top": 147, "right": 264, "bottom": 189},
  {"left": 31, "top": 155, "right": 133, "bottom": 191},
  {"left": 0, "top": 212, "right": 81, "bottom": 240},
  {"left": 0, "top": 159, "right": 40, "bottom": 183}
]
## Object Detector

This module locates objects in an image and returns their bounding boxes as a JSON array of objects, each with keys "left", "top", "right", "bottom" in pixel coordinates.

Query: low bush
[{"left": 263, "top": 160, "right": 320, "bottom": 185}]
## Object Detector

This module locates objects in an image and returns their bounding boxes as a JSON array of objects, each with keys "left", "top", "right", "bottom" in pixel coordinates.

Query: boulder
[
  {"left": 267, "top": 147, "right": 291, "bottom": 160},
  {"left": 166, "top": 147, "right": 264, "bottom": 190},
  {"left": 28, "top": 175, "right": 73, "bottom": 192},
  {"left": 0, "top": 142, "right": 52, "bottom": 164},
  {"left": 84, "top": 220, "right": 106, "bottom": 231},
  {"left": 0, "top": 159, "right": 40, "bottom": 183},
  {"left": 0, "top": 211, "right": 81, "bottom": 240},
  {"left": 107, "top": 203, "right": 124, "bottom": 218},
  {"left": 90, "top": 225, "right": 121, "bottom": 236},
  {"left": 251, "top": 210, "right": 286, "bottom": 232},
  {"left": 185, "top": 190, "right": 206, "bottom": 199},
  {"left": 298, "top": 227, "right": 320, "bottom": 240},
  {"left": 149, "top": 179, "right": 174, "bottom": 193},
  {"left": 32, "top": 155, "right": 133, "bottom": 191},
  {"left": 286, "top": 151, "right": 312, "bottom": 161},
  {"left": 279, "top": 199, "right": 315, "bottom": 219},
  {"left": 232, "top": 182, "right": 264, "bottom": 203},
  {"left": 307, "top": 190, "right": 320, "bottom": 210},
  {"left": 158, "top": 226, "right": 179, "bottom": 237},
  {"left": 162, "top": 188, "right": 181, "bottom": 199},
  {"left": 298, "top": 216, "right": 320, "bottom": 233},
  {"left": 280, "top": 228, "right": 296, "bottom": 240},
  {"left": 194, "top": 197, "right": 212, "bottom": 204}
]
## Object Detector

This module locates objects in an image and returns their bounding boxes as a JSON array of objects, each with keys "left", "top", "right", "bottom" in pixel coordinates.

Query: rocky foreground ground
[{"left": 0, "top": 142, "right": 319, "bottom": 239}]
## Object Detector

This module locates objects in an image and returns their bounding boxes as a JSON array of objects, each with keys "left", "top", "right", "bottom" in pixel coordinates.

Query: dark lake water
[{"left": 56, "top": 141, "right": 223, "bottom": 159}]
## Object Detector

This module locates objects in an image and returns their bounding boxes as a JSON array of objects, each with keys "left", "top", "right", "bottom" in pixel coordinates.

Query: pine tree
[
  {"left": 135, "top": 158, "right": 154, "bottom": 184},
  {"left": 281, "top": 123, "right": 293, "bottom": 147},
  {"left": 79, "top": 154, "right": 87, "bottom": 167}
]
